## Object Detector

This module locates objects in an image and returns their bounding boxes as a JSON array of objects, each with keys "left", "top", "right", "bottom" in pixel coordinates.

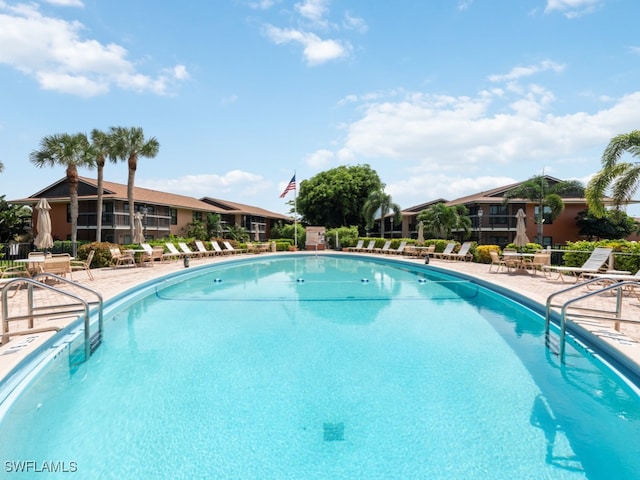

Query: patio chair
[
  {"left": 524, "top": 251, "right": 551, "bottom": 275},
  {"left": 357, "top": 240, "right": 376, "bottom": 253},
  {"left": 489, "top": 250, "right": 511, "bottom": 273},
  {"left": 432, "top": 242, "right": 456, "bottom": 260},
  {"left": 70, "top": 249, "right": 95, "bottom": 280},
  {"left": 542, "top": 247, "right": 613, "bottom": 283},
  {"left": 110, "top": 247, "right": 136, "bottom": 268}
]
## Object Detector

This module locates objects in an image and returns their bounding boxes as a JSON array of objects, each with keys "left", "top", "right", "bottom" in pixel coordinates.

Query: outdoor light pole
[
  {"left": 142, "top": 206, "right": 148, "bottom": 238},
  {"left": 477, "top": 208, "right": 483, "bottom": 245}
]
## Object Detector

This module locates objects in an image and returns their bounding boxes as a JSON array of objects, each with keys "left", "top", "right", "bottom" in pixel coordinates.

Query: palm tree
[
  {"left": 503, "top": 175, "right": 585, "bottom": 243},
  {"left": 91, "top": 129, "right": 118, "bottom": 242},
  {"left": 110, "top": 126, "right": 160, "bottom": 239},
  {"left": 30, "top": 133, "right": 95, "bottom": 254},
  {"left": 362, "top": 190, "right": 401, "bottom": 238},
  {"left": 417, "top": 203, "right": 471, "bottom": 239},
  {"left": 586, "top": 130, "right": 640, "bottom": 217},
  {"left": 0, "top": 160, "right": 4, "bottom": 172}
]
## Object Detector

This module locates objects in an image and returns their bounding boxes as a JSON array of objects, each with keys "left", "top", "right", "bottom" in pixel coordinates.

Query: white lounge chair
[
  {"left": 374, "top": 241, "right": 392, "bottom": 254},
  {"left": 179, "top": 242, "right": 202, "bottom": 259},
  {"left": 347, "top": 240, "right": 364, "bottom": 252},
  {"left": 163, "top": 243, "right": 185, "bottom": 261},
  {"left": 442, "top": 242, "right": 473, "bottom": 261},
  {"left": 543, "top": 247, "right": 613, "bottom": 283},
  {"left": 386, "top": 241, "right": 407, "bottom": 255},
  {"left": 211, "top": 241, "right": 229, "bottom": 255},
  {"left": 195, "top": 240, "right": 216, "bottom": 256},
  {"left": 223, "top": 241, "right": 247, "bottom": 254},
  {"left": 357, "top": 240, "right": 376, "bottom": 253},
  {"left": 433, "top": 242, "right": 456, "bottom": 260}
]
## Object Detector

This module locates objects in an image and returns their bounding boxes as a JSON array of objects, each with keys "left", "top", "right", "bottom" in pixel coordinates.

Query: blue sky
[{"left": 1, "top": 0, "right": 640, "bottom": 216}]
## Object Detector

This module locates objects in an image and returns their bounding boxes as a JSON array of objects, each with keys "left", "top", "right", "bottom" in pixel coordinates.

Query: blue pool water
[{"left": 1, "top": 255, "right": 640, "bottom": 479}]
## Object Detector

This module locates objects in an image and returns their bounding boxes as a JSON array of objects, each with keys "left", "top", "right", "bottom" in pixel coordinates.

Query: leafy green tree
[
  {"left": 0, "top": 196, "right": 30, "bottom": 242},
  {"left": 503, "top": 175, "right": 585, "bottom": 242},
  {"left": 362, "top": 190, "right": 401, "bottom": 238},
  {"left": 183, "top": 219, "right": 207, "bottom": 239},
  {"left": 91, "top": 128, "right": 119, "bottom": 242},
  {"left": 587, "top": 130, "right": 640, "bottom": 217},
  {"left": 417, "top": 203, "right": 471, "bottom": 239},
  {"left": 110, "top": 126, "right": 160, "bottom": 239},
  {"left": 0, "top": 160, "right": 4, "bottom": 172},
  {"left": 575, "top": 209, "right": 637, "bottom": 240},
  {"left": 226, "top": 224, "right": 249, "bottom": 242},
  {"left": 30, "top": 133, "right": 95, "bottom": 250},
  {"left": 296, "top": 165, "right": 383, "bottom": 230},
  {"left": 206, "top": 213, "right": 222, "bottom": 239}
]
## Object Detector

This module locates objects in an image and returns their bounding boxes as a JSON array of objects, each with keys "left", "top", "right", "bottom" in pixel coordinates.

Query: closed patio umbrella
[
  {"left": 34, "top": 198, "right": 54, "bottom": 251},
  {"left": 514, "top": 208, "right": 530, "bottom": 248},
  {"left": 133, "top": 212, "right": 145, "bottom": 244},
  {"left": 417, "top": 221, "right": 425, "bottom": 245},
  {"left": 254, "top": 224, "right": 260, "bottom": 242}
]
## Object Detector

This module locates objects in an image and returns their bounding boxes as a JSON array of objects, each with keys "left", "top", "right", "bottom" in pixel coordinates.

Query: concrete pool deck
[{"left": 2, "top": 250, "right": 640, "bottom": 383}]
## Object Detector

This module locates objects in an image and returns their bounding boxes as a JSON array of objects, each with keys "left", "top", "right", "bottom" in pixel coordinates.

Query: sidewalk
[{"left": 2, "top": 252, "right": 640, "bottom": 383}]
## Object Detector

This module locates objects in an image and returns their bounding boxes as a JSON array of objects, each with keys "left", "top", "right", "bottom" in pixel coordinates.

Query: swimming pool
[{"left": 1, "top": 254, "right": 639, "bottom": 479}]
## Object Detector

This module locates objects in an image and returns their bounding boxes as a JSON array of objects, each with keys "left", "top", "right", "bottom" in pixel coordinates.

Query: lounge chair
[
  {"left": 163, "top": 243, "right": 185, "bottom": 261},
  {"left": 443, "top": 242, "right": 473, "bottom": 262},
  {"left": 347, "top": 240, "right": 364, "bottom": 252},
  {"left": 223, "top": 241, "right": 247, "bottom": 254},
  {"left": 386, "top": 241, "right": 407, "bottom": 255},
  {"left": 357, "top": 240, "right": 376, "bottom": 253},
  {"left": 432, "top": 242, "right": 456, "bottom": 260},
  {"left": 211, "top": 241, "right": 229, "bottom": 255},
  {"left": 179, "top": 242, "right": 202, "bottom": 259},
  {"left": 70, "top": 249, "right": 95, "bottom": 280},
  {"left": 489, "top": 250, "right": 512, "bottom": 273},
  {"left": 140, "top": 244, "right": 164, "bottom": 265},
  {"left": 195, "top": 240, "right": 216, "bottom": 257},
  {"left": 374, "top": 241, "right": 392, "bottom": 254},
  {"left": 110, "top": 247, "right": 136, "bottom": 268},
  {"left": 542, "top": 247, "right": 613, "bottom": 283}
]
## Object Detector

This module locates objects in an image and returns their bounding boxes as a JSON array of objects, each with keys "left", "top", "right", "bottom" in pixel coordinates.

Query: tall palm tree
[
  {"left": 110, "top": 126, "right": 160, "bottom": 239},
  {"left": 30, "top": 133, "right": 95, "bottom": 253},
  {"left": 503, "top": 175, "right": 585, "bottom": 243},
  {"left": 0, "top": 160, "right": 4, "bottom": 172},
  {"left": 362, "top": 190, "right": 402, "bottom": 238},
  {"left": 587, "top": 130, "right": 640, "bottom": 217},
  {"left": 91, "top": 129, "right": 118, "bottom": 242},
  {"left": 417, "top": 203, "right": 471, "bottom": 239}
]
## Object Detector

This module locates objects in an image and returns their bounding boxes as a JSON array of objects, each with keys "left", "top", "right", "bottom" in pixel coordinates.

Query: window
[
  {"left": 193, "top": 211, "right": 203, "bottom": 222},
  {"left": 534, "top": 206, "right": 553, "bottom": 225},
  {"left": 489, "top": 204, "right": 508, "bottom": 226},
  {"left": 170, "top": 208, "right": 177, "bottom": 225}
]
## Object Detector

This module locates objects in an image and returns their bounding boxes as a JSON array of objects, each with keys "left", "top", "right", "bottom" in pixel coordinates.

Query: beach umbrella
[
  {"left": 514, "top": 208, "right": 530, "bottom": 247},
  {"left": 417, "top": 221, "right": 424, "bottom": 245},
  {"left": 133, "top": 212, "right": 145, "bottom": 244},
  {"left": 34, "top": 198, "right": 54, "bottom": 250}
]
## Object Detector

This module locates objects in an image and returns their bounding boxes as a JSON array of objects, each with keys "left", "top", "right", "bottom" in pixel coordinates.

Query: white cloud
[
  {"left": 139, "top": 171, "right": 267, "bottom": 198},
  {"left": 263, "top": 25, "right": 350, "bottom": 65},
  {"left": 0, "top": 2, "right": 187, "bottom": 97},
  {"left": 295, "top": 0, "right": 329, "bottom": 24},
  {"left": 42, "top": 0, "right": 84, "bottom": 6},
  {"left": 248, "top": 0, "right": 277, "bottom": 10},
  {"left": 305, "top": 149, "right": 335, "bottom": 169},
  {"left": 544, "top": 0, "right": 602, "bottom": 18},
  {"left": 488, "top": 60, "right": 565, "bottom": 83},
  {"left": 343, "top": 12, "right": 367, "bottom": 33}
]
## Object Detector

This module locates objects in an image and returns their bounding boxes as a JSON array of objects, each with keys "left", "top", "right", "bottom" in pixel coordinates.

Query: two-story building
[{"left": 12, "top": 177, "right": 290, "bottom": 244}]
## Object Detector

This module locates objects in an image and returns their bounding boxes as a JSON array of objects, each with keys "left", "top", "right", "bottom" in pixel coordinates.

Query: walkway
[{"left": 1, "top": 251, "right": 640, "bottom": 382}]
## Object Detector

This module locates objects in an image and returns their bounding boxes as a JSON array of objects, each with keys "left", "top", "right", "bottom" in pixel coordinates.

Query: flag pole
[{"left": 294, "top": 170, "right": 297, "bottom": 248}]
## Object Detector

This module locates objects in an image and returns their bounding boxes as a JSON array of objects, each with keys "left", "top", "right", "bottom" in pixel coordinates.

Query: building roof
[{"left": 11, "top": 176, "right": 290, "bottom": 220}]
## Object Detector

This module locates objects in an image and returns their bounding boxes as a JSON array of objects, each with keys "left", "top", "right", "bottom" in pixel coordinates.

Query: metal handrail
[
  {"left": 545, "top": 277, "right": 636, "bottom": 362},
  {"left": 1, "top": 274, "right": 103, "bottom": 363}
]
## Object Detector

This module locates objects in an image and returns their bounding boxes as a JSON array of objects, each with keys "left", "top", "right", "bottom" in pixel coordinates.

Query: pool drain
[{"left": 323, "top": 422, "right": 344, "bottom": 441}]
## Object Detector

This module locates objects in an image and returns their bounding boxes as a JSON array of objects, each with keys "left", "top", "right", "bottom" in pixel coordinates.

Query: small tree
[
  {"left": 417, "top": 203, "right": 471, "bottom": 239},
  {"left": 362, "top": 190, "right": 401, "bottom": 238}
]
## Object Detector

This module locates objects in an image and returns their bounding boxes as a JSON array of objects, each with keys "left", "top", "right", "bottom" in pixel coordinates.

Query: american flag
[{"left": 280, "top": 175, "right": 296, "bottom": 198}]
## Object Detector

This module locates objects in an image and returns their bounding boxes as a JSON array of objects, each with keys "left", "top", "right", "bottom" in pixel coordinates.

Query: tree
[
  {"left": 91, "top": 129, "right": 119, "bottom": 242},
  {"left": 29, "top": 133, "right": 94, "bottom": 252},
  {"left": 417, "top": 203, "right": 471, "bottom": 239},
  {"left": 575, "top": 209, "right": 637, "bottom": 240},
  {"left": 0, "top": 160, "right": 4, "bottom": 172},
  {"left": 206, "top": 213, "right": 222, "bottom": 239},
  {"left": 587, "top": 130, "right": 640, "bottom": 217},
  {"left": 296, "top": 165, "right": 383, "bottom": 230},
  {"left": 362, "top": 190, "right": 401, "bottom": 238},
  {"left": 0, "top": 196, "right": 31, "bottom": 242},
  {"left": 110, "top": 126, "right": 160, "bottom": 239},
  {"left": 503, "top": 175, "right": 585, "bottom": 242}
]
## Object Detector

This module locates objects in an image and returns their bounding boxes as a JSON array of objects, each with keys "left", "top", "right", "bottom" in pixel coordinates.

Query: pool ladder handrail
[
  {"left": 545, "top": 277, "right": 637, "bottom": 362},
  {"left": 1, "top": 273, "right": 103, "bottom": 363}
]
